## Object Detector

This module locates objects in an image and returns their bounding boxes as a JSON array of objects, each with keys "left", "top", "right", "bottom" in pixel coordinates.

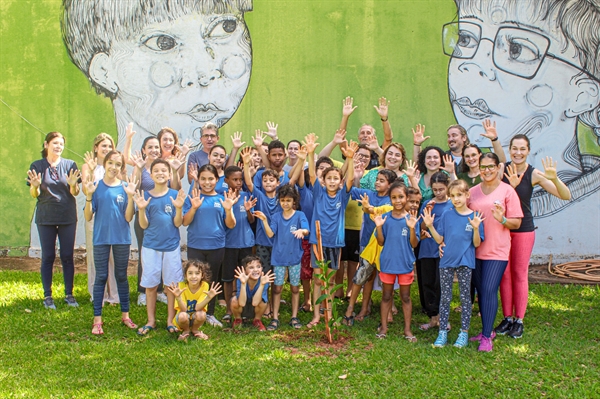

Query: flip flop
[
  {"left": 404, "top": 335, "right": 418, "bottom": 343},
  {"left": 137, "top": 325, "right": 155, "bottom": 336},
  {"left": 122, "top": 318, "right": 138, "bottom": 329},
  {"left": 177, "top": 332, "right": 190, "bottom": 341},
  {"left": 342, "top": 315, "right": 354, "bottom": 327},
  {"left": 166, "top": 325, "right": 179, "bottom": 334},
  {"left": 193, "top": 331, "right": 209, "bottom": 340},
  {"left": 419, "top": 322, "right": 438, "bottom": 331},
  {"left": 92, "top": 323, "right": 104, "bottom": 335},
  {"left": 375, "top": 332, "right": 387, "bottom": 339},
  {"left": 306, "top": 320, "right": 320, "bottom": 329}
]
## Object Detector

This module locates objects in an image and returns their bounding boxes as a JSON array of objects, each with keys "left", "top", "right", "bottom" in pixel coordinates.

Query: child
[
  {"left": 373, "top": 181, "right": 420, "bottom": 340},
  {"left": 133, "top": 159, "right": 187, "bottom": 335},
  {"left": 417, "top": 171, "right": 452, "bottom": 332},
  {"left": 422, "top": 179, "right": 484, "bottom": 348},
  {"left": 222, "top": 164, "right": 256, "bottom": 322},
  {"left": 84, "top": 150, "right": 137, "bottom": 335},
  {"left": 167, "top": 261, "right": 223, "bottom": 341},
  {"left": 305, "top": 132, "right": 357, "bottom": 328},
  {"left": 183, "top": 164, "right": 238, "bottom": 328},
  {"left": 231, "top": 255, "right": 275, "bottom": 331},
  {"left": 254, "top": 184, "right": 310, "bottom": 330}
]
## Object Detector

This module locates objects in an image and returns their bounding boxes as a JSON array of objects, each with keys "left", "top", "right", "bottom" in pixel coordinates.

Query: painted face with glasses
[{"left": 443, "top": 4, "right": 599, "bottom": 176}]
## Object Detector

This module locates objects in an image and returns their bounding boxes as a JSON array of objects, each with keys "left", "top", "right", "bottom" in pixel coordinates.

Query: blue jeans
[
  {"left": 37, "top": 223, "right": 76, "bottom": 298},
  {"left": 93, "top": 244, "right": 130, "bottom": 316}
]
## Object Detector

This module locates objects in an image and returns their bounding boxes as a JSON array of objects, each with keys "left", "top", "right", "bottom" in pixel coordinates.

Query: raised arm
[
  {"left": 481, "top": 120, "right": 506, "bottom": 164},
  {"left": 252, "top": 130, "right": 270, "bottom": 168},
  {"left": 318, "top": 129, "right": 346, "bottom": 159},
  {"left": 27, "top": 169, "right": 42, "bottom": 199},
  {"left": 221, "top": 190, "right": 239, "bottom": 229},
  {"left": 422, "top": 207, "right": 443, "bottom": 244},
  {"left": 412, "top": 124, "right": 429, "bottom": 163},
  {"left": 374, "top": 97, "right": 393, "bottom": 149},
  {"left": 83, "top": 175, "right": 97, "bottom": 222},
  {"left": 534, "top": 156, "right": 571, "bottom": 200},
  {"left": 240, "top": 147, "right": 255, "bottom": 193},
  {"left": 374, "top": 214, "right": 387, "bottom": 246},
  {"left": 303, "top": 133, "right": 320, "bottom": 186},
  {"left": 341, "top": 140, "right": 358, "bottom": 192},
  {"left": 226, "top": 132, "right": 245, "bottom": 168},
  {"left": 288, "top": 145, "right": 306, "bottom": 186},
  {"left": 123, "top": 174, "right": 138, "bottom": 223},
  {"left": 170, "top": 189, "right": 186, "bottom": 228},
  {"left": 122, "top": 122, "right": 136, "bottom": 166},
  {"left": 234, "top": 267, "right": 249, "bottom": 307}
]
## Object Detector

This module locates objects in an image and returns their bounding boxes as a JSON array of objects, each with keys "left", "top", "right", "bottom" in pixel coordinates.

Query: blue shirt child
[
  {"left": 309, "top": 182, "right": 351, "bottom": 248},
  {"left": 142, "top": 189, "right": 180, "bottom": 252},
  {"left": 376, "top": 211, "right": 420, "bottom": 275},
  {"left": 91, "top": 180, "right": 131, "bottom": 246},
  {"left": 269, "top": 211, "right": 310, "bottom": 266},
  {"left": 436, "top": 208, "right": 485, "bottom": 269}
]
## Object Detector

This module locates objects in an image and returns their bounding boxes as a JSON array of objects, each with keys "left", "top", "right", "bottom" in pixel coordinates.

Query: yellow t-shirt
[
  {"left": 175, "top": 281, "right": 209, "bottom": 313},
  {"left": 331, "top": 159, "right": 363, "bottom": 230},
  {"left": 359, "top": 205, "right": 393, "bottom": 270}
]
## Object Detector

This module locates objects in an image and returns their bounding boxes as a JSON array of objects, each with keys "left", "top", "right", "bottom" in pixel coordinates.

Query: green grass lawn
[{"left": 0, "top": 270, "right": 599, "bottom": 398}]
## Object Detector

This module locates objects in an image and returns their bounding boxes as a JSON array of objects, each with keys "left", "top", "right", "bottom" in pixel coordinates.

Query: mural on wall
[
  {"left": 62, "top": 0, "right": 253, "bottom": 152},
  {"left": 443, "top": 0, "right": 600, "bottom": 221}
]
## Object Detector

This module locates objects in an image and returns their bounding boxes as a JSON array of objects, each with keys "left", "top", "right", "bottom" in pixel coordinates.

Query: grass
[{"left": 0, "top": 270, "right": 599, "bottom": 398}]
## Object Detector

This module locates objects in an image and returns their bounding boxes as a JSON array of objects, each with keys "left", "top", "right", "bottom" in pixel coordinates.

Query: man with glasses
[{"left": 187, "top": 123, "right": 220, "bottom": 183}]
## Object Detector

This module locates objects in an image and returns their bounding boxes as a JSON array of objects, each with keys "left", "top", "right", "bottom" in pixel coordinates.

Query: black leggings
[
  {"left": 418, "top": 257, "right": 440, "bottom": 317},
  {"left": 37, "top": 223, "right": 76, "bottom": 298},
  {"left": 188, "top": 247, "right": 225, "bottom": 315}
]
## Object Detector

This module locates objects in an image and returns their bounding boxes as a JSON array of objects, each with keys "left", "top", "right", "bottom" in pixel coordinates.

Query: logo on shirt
[
  {"left": 465, "top": 224, "right": 473, "bottom": 232},
  {"left": 116, "top": 194, "right": 125, "bottom": 204},
  {"left": 290, "top": 224, "right": 298, "bottom": 233},
  {"left": 239, "top": 204, "right": 246, "bottom": 212},
  {"left": 164, "top": 204, "right": 173, "bottom": 215},
  {"left": 336, "top": 202, "right": 341, "bottom": 209},
  {"left": 402, "top": 227, "right": 408, "bottom": 236},
  {"left": 214, "top": 202, "right": 222, "bottom": 209}
]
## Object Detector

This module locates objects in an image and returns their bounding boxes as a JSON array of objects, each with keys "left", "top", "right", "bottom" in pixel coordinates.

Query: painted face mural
[
  {"left": 444, "top": 0, "right": 600, "bottom": 217},
  {"left": 62, "top": 0, "right": 253, "bottom": 151}
]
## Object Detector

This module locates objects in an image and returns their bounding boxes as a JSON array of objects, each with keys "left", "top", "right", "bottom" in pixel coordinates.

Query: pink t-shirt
[{"left": 468, "top": 182, "right": 523, "bottom": 261}]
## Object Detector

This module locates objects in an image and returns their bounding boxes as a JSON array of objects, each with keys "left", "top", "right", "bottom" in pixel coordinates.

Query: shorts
[
  {"left": 379, "top": 270, "right": 415, "bottom": 286},
  {"left": 235, "top": 295, "right": 267, "bottom": 320},
  {"left": 172, "top": 310, "right": 205, "bottom": 329},
  {"left": 255, "top": 245, "right": 273, "bottom": 273},
  {"left": 311, "top": 246, "right": 341, "bottom": 270},
  {"left": 140, "top": 247, "right": 183, "bottom": 288},
  {"left": 222, "top": 247, "right": 253, "bottom": 282},
  {"left": 274, "top": 264, "right": 301, "bottom": 286},
  {"left": 341, "top": 229, "right": 360, "bottom": 262},
  {"left": 300, "top": 239, "right": 312, "bottom": 280}
]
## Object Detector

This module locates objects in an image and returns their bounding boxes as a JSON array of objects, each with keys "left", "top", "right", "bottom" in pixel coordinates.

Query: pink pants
[{"left": 500, "top": 231, "right": 535, "bottom": 319}]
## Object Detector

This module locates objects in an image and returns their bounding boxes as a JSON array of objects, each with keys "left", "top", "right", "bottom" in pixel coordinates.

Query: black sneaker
[
  {"left": 508, "top": 321, "right": 524, "bottom": 339},
  {"left": 494, "top": 318, "right": 513, "bottom": 335},
  {"left": 64, "top": 295, "right": 79, "bottom": 307},
  {"left": 43, "top": 296, "right": 56, "bottom": 310}
]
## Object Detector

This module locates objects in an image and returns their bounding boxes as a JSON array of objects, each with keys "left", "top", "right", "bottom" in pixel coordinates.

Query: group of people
[{"left": 27, "top": 97, "right": 571, "bottom": 350}]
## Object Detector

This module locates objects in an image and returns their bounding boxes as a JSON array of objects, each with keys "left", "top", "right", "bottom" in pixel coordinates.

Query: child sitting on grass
[
  {"left": 231, "top": 255, "right": 275, "bottom": 331},
  {"left": 167, "top": 260, "right": 222, "bottom": 341}
]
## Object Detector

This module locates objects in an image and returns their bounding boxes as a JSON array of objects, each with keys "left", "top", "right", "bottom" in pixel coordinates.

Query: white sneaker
[
  {"left": 206, "top": 314, "right": 223, "bottom": 328},
  {"left": 156, "top": 292, "right": 168, "bottom": 304},
  {"left": 137, "top": 293, "right": 146, "bottom": 306}
]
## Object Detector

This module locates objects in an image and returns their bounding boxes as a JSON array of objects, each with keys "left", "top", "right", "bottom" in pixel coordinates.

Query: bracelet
[
  {"left": 86, "top": 199, "right": 92, "bottom": 202},
  {"left": 380, "top": 117, "right": 388, "bottom": 122},
  {"left": 501, "top": 216, "right": 507, "bottom": 225},
  {"left": 413, "top": 143, "right": 421, "bottom": 146},
  {"left": 491, "top": 137, "right": 499, "bottom": 142}
]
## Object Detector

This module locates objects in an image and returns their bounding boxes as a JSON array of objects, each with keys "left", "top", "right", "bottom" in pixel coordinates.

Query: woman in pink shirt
[{"left": 467, "top": 153, "right": 523, "bottom": 352}]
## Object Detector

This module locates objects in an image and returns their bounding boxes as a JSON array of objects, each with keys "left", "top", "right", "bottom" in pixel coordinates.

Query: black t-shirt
[{"left": 502, "top": 162, "right": 535, "bottom": 232}]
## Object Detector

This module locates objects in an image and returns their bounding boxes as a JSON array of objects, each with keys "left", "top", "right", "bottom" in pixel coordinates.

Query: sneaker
[
  {"left": 43, "top": 296, "right": 56, "bottom": 310},
  {"left": 137, "top": 293, "right": 146, "bottom": 306},
  {"left": 206, "top": 314, "right": 223, "bottom": 328},
  {"left": 469, "top": 331, "right": 496, "bottom": 342},
  {"left": 156, "top": 292, "right": 168, "bottom": 304},
  {"left": 494, "top": 317, "right": 513, "bottom": 335},
  {"left": 508, "top": 321, "right": 524, "bottom": 339},
  {"left": 232, "top": 318, "right": 243, "bottom": 329},
  {"left": 64, "top": 295, "right": 79, "bottom": 307},
  {"left": 252, "top": 319, "right": 266, "bottom": 331},
  {"left": 454, "top": 331, "right": 469, "bottom": 348},
  {"left": 433, "top": 330, "right": 448, "bottom": 348},
  {"left": 478, "top": 336, "right": 493, "bottom": 352}
]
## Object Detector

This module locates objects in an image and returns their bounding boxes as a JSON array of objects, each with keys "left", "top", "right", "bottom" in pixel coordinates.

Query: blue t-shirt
[
  {"left": 298, "top": 185, "right": 314, "bottom": 223},
  {"left": 236, "top": 279, "right": 269, "bottom": 303},
  {"left": 350, "top": 187, "right": 391, "bottom": 247},
  {"left": 91, "top": 180, "right": 131, "bottom": 246},
  {"left": 141, "top": 189, "right": 180, "bottom": 252},
  {"left": 376, "top": 212, "right": 420, "bottom": 274},
  {"left": 225, "top": 190, "right": 255, "bottom": 249},
  {"left": 215, "top": 175, "right": 229, "bottom": 195},
  {"left": 269, "top": 211, "right": 310, "bottom": 266},
  {"left": 418, "top": 199, "right": 452, "bottom": 259},
  {"left": 253, "top": 169, "right": 289, "bottom": 194},
  {"left": 187, "top": 149, "right": 209, "bottom": 169},
  {"left": 183, "top": 191, "right": 227, "bottom": 250},
  {"left": 252, "top": 189, "right": 281, "bottom": 247},
  {"left": 437, "top": 208, "right": 484, "bottom": 269},
  {"left": 309, "top": 183, "right": 351, "bottom": 248}
]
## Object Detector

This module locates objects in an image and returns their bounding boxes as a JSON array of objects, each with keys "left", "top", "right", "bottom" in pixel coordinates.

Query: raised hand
[
  {"left": 205, "top": 281, "right": 223, "bottom": 299},
  {"left": 190, "top": 188, "right": 204, "bottom": 209},
  {"left": 374, "top": 213, "right": 387, "bottom": 228},
  {"left": 170, "top": 189, "right": 186, "bottom": 209},
  {"left": 341, "top": 139, "right": 358, "bottom": 159},
  {"left": 468, "top": 210, "right": 485, "bottom": 229},
  {"left": 364, "top": 135, "right": 380, "bottom": 152},
  {"left": 252, "top": 210, "right": 267, "bottom": 221},
  {"left": 83, "top": 175, "right": 98, "bottom": 195},
  {"left": 27, "top": 169, "right": 42, "bottom": 188},
  {"left": 404, "top": 159, "right": 417, "bottom": 178},
  {"left": 260, "top": 270, "right": 275, "bottom": 285},
  {"left": 165, "top": 282, "right": 187, "bottom": 297},
  {"left": 167, "top": 151, "right": 186, "bottom": 171},
  {"left": 297, "top": 145, "right": 308, "bottom": 162},
  {"left": 373, "top": 97, "right": 390, "bottom": 120},
  {"left": 133, "top": 190, "right": 151, "bottom": 209},
  {"left": 412, "top": 124, "right": 430, "bottom": 146},
  {"left": 503, "top": 163, "right": 523, "bottom": 188},
  {"left": 441, "top": 154, "right": 456, "bottom": 175},
  {"left": 188, "top": 162, "right": 199, "bottom": 182},
  {"left": 342, "top": 96, "right": 357, "bottom": 117},
  {"left": 357, "top": 193, "right": 371, "bottom": 209},
  {"left": 405, "top": 210, "right": 420, "bottom": 229},
  {"left": 125, "top": 122, "right": 136, "bottom": 140},
  {"left": 541, "top": 156, "right": 558, "bottom": 180},
  {"left": 265, "top": 121, "right": 278, "bottom": 140},
  {"left": 66, "top": 169, "right": 81, "bottom": 187},
  {"left": 83, "top": 151, "right": 97, "bottom": 172},
  {"left": 178, "top": 139, "right": 193, "bottom": 156},
  {"left": 332, "top": 129, "right": 347, "bottom": 145},
  {"left": 123, "top": 174, "right": 138, "bottom": 196},
  {"left": 413, "top": 169, "right": 421, "bottom": 182},
  {"left": 231, "top": 131, "right": 245, "bottom": 149},
  {"left": 491, "top": 202, "right": 506, "bottom": 223},
  {"left": 234, "top": 266, "right": 249, "bottom": 284},
  {"left": 252, "top": 130, "right": 266, "bottom": 147},
  {"left": 240, "top": 147, "right": 253, "bottom": 165},
  {"left": 244, "top": 195, "right": 257, "bottom": 212},
  {"left": 220, "top": 190, "right": 240, "bottom": 211},
  {"left": 302, "top": 133, "right": 320, "bottom": 154},
  {"left": 481, "top": 119, "right": 498, "bottom": 141},
  {"left": 422, "top": 207, "right": 435, "bottom": 227},
  {"left": 131, "top": 151, "right": 146, "bottom": 169}
]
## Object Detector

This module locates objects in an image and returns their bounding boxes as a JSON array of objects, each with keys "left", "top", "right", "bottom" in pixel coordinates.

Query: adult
[
  {"left": 157, "top": 127, "right": 192, "bottom": 180},
  {"left": 187, "top": 123, "right": 220, "bottom": 183},
  {"left": 416, "top": 146, "right": 455, "bottom": 202},
  {"left": 457, "top": 144, "right": 483, "bottom": 188},
  {"left": 360, "top": 142, "right": 418, "bottom": 190},
  {"left": 27, "top": 132, "right": 80, "bottom": 309},
  {"left": 468, "top": 153, "right": 523, "bottom": 352},
  {"left": 81, "top": 133, "right": 119, "bottom": 305},
  {"left": 495, "top": 135, "right": 571, "bottom": 339}
]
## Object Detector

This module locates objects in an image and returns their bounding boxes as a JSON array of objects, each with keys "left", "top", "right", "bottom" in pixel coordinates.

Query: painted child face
[
  {"left": 104, "top": 12, "right": 252, "bottom": 143},
  {"left": 143, "top": 138, "right": 161, "bottom": 161},
  {"left": 463, "top": 147, "right": 481, "bottom": 170},
  {"left": 268, "top": 148, "right": 286, "bottom": 169},
  {"left": 449, "top": 187, "right": 469, "bottom": 209},
  {"left": 225, "top": 171, "right": 243, "bottom": 192},
  {"left": 374, "top": 174, "right": 390, "bottom": 194},
  {"left": 160, "top": 132, "right": 176, "bottom": 156},
  {"left": 384, "top": 146, "right": 403, "bottom": 170},
  {"left": 390, "top": 187, "right": 408, "bottom": 211},
  {"left": 509, "top": 138, "right": 530, "bottom": 166},
  {"left": 279, "top": 196, "right": 294, "bottom": 211},
  {"left": 431, "top": 182, "right": 448, "bottom": 201},
  {"left": 186, "top": 265, "right": 202, "bottom": 286},
  {"left": 198, "top": 170, "right": 217, "bottom": 193},
  {"left": 150, "top": 162, "right": 171, "bottom": 185},
  {"left": 95, "top": 139, "right": 114, "bottom": 160},
  {"left": 104, "top": 153, "right": 124, "bottom": 178},
  {"left": 406, "top": 194, "right": 422, "bottom": 212},
  {"left": 244, "top": 260, "right": 262, "bottom": 280},
  {"left": 262, "top": 175, "right": 279, "bottom": 194},
  {"left": 209, "top": 147, "right": 227, "bottom": 169}
]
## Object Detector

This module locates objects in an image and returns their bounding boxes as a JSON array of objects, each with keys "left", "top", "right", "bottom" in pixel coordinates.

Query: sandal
[
  {"left": 193, "top": 331, "right": 209, "bottom": 340},
  {"left": 262, "top": 311, "right": 273, "bottom": 319},
  {"left": 221, "top": 314, "right": 232, "bottom": 323},
  {"left": 166, "top": 325, "right": 179, "bottom": 334},
  {"left": 266, "top": 319, "right": 280, "bottom": 331},
  {"left": 419, "top": 322, "right": 439, "bottom": 331},
  {"left": 342, "top": 315, "right": 354, "bottom": 327},
  {"left": 354, "top": 313, "right": 370, "bottom": 322},
  {"left": 178, "top": 332, "right": 190, "bottom": 341},
  {"left": 122, "top": 318, "right": 138, "bottom": 329},
  {"left": 404, "top": 335, "right": 418, "bottom": 343},
  {"left": 375, "top": 332, "right": 387, "bottom": 339},
  {"left": 137, "top": 325, "right": 155, "bottom": 336},
  {"left": 289, "top": 317, "right": 303, "bottom": 329},
  {"left": 306, "top": 319, "right": 320, "bottom": 329},
  {"left": 299, "top": 306, "right": 311, "bottom": 313},
  {"left": 92, "top": 323, "right": 104, "bottom": 335}
]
